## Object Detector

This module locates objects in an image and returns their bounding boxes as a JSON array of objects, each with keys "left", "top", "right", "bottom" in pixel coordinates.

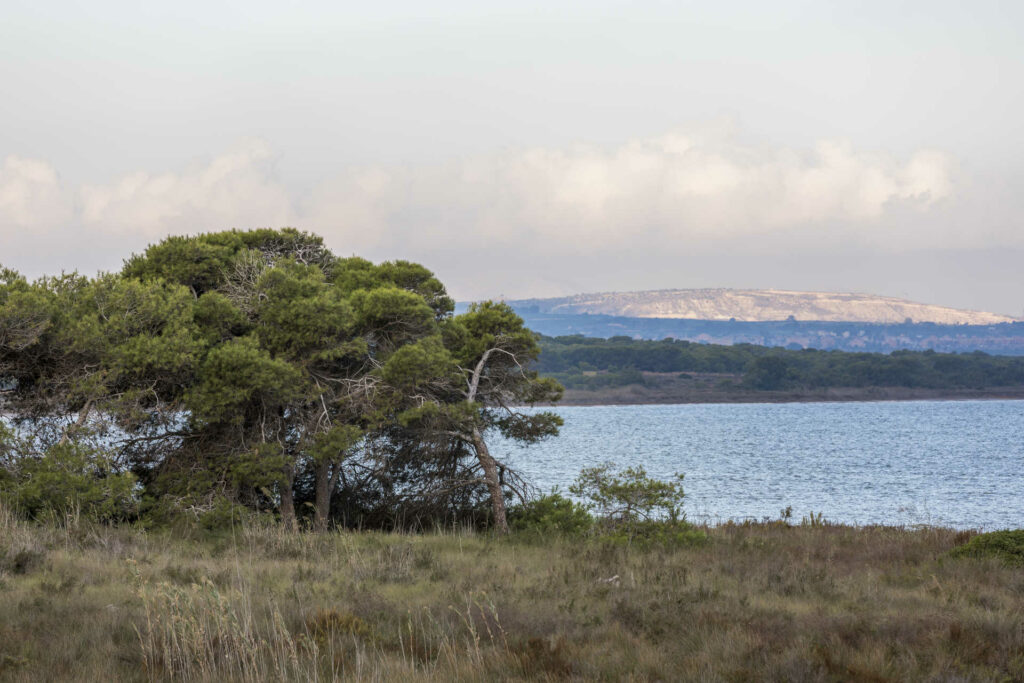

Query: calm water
[{"left": 496, "top": 400, "right": 1024, "bottom": 529}]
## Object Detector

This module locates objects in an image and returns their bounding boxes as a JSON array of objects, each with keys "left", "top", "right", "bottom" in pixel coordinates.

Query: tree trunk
[
  {"left": 280, "top": 465, "right": 298, "bottom": 532},
  {"left": 58, "top": 399, "right": 92, "bottom": 446},
  {"left": 471, "top": 428, "right": 508, "bottom": 534},
  {"left": 313, "top": 459, "right": 332, "bottom": 532}
]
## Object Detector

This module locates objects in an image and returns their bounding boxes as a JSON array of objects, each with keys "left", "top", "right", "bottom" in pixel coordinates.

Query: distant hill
[
  {"left": 507, "top": 313, "right": 1024, "bottom": 355},
  {"left": 453, "top": 289, "right": 1024, "bottom": 355},
  {"left": 506, "top": 289, "right": 1017, "bottom": 325}
]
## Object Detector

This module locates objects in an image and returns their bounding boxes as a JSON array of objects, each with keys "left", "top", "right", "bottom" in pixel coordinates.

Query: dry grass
[{"left": 1, "top": 506, "right": 1022, "bottom": 681}]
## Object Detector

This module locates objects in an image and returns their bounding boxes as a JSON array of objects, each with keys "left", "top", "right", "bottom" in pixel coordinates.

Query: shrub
[
  {"left": 508, "top": 491, "right": 593, "bottom": 535},
  {"left": 4, "top": 441, "right": 137, "bottom": 522},
  {"left": 569, "top": 463, "right": 706, "bottom": 547},
  {"left": 570, "top": 463, "right": 686, "bottom": 523},
  {"left": 599, "top": 519, "right": 708, "bottom": 548},
  {"left": 198, "top": 497, "right": 253, "bottom": 531},
  {"left": 949, "top": 529, "right": 1024, "bottom": 566}
]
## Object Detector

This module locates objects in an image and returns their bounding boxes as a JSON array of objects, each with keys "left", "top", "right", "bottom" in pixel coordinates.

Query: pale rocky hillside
[{"left": 508, "top": 289, "right": 1018, "bottom": 324}]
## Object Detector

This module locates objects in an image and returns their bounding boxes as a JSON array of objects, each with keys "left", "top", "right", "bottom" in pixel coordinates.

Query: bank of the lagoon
[
  {"left": 553, "top": 371, "right": 1024, "bottom": 406},
  {"left": 501, "top": 399, "right": 1024, "bottom": 530}
]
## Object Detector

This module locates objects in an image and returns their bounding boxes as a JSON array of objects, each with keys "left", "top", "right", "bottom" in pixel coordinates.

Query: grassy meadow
[{"left": 1, "top": 505, "right": 1022, "bottom": 682}]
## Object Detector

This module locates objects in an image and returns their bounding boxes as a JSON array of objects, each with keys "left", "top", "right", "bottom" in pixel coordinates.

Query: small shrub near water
[
  {"left": 950, "top": 529, "right": 1024, "bottom": 565},
  {"left": 510, "top": 467, "right": 708, "bottom": 548},
  {"left": 508, "top": 491, "right": 593, "bottom": 535},
  {"left": 570, "top": 463, "right": 708, "bottom": 547},
  {"left": 570, "top": 463, "right": 687, "bottom": 523}
]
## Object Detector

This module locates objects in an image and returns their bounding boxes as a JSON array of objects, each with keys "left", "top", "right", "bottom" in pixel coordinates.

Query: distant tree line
[
  {"left": 537, "top": 335, "right": 1024, "bottom": 391},
  {"left": 0, "top": 229, "right": 561, "bottom": 532}
]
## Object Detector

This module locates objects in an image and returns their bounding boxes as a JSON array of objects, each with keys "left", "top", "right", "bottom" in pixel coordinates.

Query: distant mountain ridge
[{"left": 506, "top": 289, "right": 1018, "bottom": 325}]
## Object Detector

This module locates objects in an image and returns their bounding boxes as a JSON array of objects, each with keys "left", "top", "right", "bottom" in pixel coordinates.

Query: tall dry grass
[{"left": 1, "top": 505, "right": 1022, "bottom": 681}]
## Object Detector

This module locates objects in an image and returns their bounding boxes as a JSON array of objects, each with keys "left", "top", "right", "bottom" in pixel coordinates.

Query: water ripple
[{"left": 496, "top": 400, "right": 1024, "bottom": 529}]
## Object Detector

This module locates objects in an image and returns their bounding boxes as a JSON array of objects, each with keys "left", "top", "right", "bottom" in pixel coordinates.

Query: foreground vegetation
[
  {"left": 2, "top": 506, "right": 1022, "bottom": 682},
  {"left": 1, "top": 228, "right": 562, "bottom": 535}
]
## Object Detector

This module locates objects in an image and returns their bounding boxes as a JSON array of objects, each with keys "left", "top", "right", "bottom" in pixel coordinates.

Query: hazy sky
[{"left": 2, "top": 1, "right": 1022, "bottom": 315}]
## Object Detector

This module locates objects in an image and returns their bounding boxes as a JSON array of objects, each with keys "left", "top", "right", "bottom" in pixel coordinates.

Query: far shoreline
[{"left": 547, "top": 383, "right": 1024, "bottom": 407}]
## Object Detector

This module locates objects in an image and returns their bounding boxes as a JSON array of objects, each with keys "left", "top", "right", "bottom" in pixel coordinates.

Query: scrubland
[{"left": 1, "top": 505, "right": 1022, "bottom": 682}]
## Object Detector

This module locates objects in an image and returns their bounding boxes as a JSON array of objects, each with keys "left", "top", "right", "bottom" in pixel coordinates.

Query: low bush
[
  {"left": 949, "top": 529, "right": 1024, "bottom": 565},
  {"left": 508, "top": 491, "right": 593, "bottom": 535},
  {"left": 570, "top": 463, "right": 685, "bottom": 523},
  {"left": 598, "top": 519, "right": 708, "bottom": 548},
  {"left": 566, "top": 463, "right": 707, "bottom": 548},
  {"left": 3, "top": 441, "right": 137, "bottom": 522}
]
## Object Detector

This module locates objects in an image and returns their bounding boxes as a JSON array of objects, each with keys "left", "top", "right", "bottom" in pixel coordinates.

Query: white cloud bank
[
  {"left": 305, "top": 132, "right": 957, "bottom": 252},
  {"left": 0, "top": 126, "right": 971, "bottom": 268},
  {"left": 0, "top": 156, "right": 74, "bottom": 229},
  {"left": 78, "top": 140, "right": 293, "bottom": 237}
]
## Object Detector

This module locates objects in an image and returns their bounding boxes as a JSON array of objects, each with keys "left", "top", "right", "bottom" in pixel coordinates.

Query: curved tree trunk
[
  {"left": 280, "top": 464, "right": 298, "bottom": 532},
  {"left": 471, "top": 427, "right": 508, "bottom": 534}
]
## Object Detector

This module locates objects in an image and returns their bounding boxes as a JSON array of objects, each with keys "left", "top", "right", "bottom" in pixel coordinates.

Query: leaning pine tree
[{"left": 381, "top": 301, "right": 563, "bottom": 534}]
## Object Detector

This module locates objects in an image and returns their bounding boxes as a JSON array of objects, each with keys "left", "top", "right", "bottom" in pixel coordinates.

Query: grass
[{"left": 1, "top": 504, "right": 1022, "bottom": 681}]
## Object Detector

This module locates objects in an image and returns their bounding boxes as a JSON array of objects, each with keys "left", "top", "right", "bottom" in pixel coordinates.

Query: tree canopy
[{"left": 0, "top": 229, "right": 560, "bottom": 532}]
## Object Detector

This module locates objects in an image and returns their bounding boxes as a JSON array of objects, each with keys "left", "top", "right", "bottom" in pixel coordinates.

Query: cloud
[
  {"left": 0, "top": 126, "right": 966, "bottom": 269},
  {"left": 78, "top": 140, "right": 294, "bottom": 237},
  {"left": 303, "top": 129, "right": 958, "bottom": 251},
  {"left": 0, "top": 156, "right": 74, "bottom": 230}
]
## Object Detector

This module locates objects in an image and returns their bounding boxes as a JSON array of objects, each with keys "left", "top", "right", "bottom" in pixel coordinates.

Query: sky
[{"left": 1, "top": 1, "right": 1022, "bottom": 316}]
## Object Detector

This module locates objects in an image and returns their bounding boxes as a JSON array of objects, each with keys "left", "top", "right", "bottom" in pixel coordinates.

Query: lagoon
[{"left": 498, "top": 399, "right": 1024, "bottom": 529}]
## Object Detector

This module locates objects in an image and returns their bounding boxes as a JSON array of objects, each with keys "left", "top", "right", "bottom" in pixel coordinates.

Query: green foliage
[
  {"left": 0, "top": 423, "right": 19, "bottom": 490},
  {"left": 229, "top": 443, "right": 290, "bottom": 489},
  {"left": 3, "top": 441, "right": 137, "bottom": 522},
  {"left": 193, "top": 291, "right": 248, "bottom": 345},
  {"left": 2, "top": 229, "right": 561, "bottom": 534},
  {"left": 250, "top": 259, "right": 353, "bottom": 358},
  {"left": 496, "top": 411, "right": 563, "bottom": 444},
  {"left": 536, "top": 335, "right": 1024, "bottom": 391},
  {"left": 599, "top": 519, "right": 709, "bottom": 548},
  {"left": 744, "top": 355, "right": 795, "bottom": 390},
  {"left": 571, "top": 463, "right": 686, "bottom": 523},
  {"left": 569, "top": 464, "right": 704, "bottom": 547},
  {"left": 451, "top": 301, "right": 540, "bottom": 368},
  {"left": 122, "top": 228, "right": 332, "bottom": 296},
  {"left": 378, "top": 336, "right": 458, "bottom": 390},
  {"left": 444, "top": 301, "right": 563, "bottom": 428},
  {"left": 350, "top": 286, "right": 436, "bottom": 350},
  {"left": 186, "top": 336, "right": 306, "bottom": 426},
  {"left": 949, "top": 529, "right": 1024, "bottom": 566},
  {"left": 376, "top": 260, "right": 454, "bottom": 318},
  {"left": 569, "top": 464, "right": 704, "bottom": 548},
  {"left": 508, "top": 491, "right": 593, "bottom": 535},
  {"left": 311, "top": 425, "right": 362, "bottom": 464}
]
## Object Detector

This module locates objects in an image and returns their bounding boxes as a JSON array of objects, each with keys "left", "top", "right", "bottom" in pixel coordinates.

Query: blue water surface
[{"left": 495, "top": 400, "right": 1024, "bottom": 529}]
